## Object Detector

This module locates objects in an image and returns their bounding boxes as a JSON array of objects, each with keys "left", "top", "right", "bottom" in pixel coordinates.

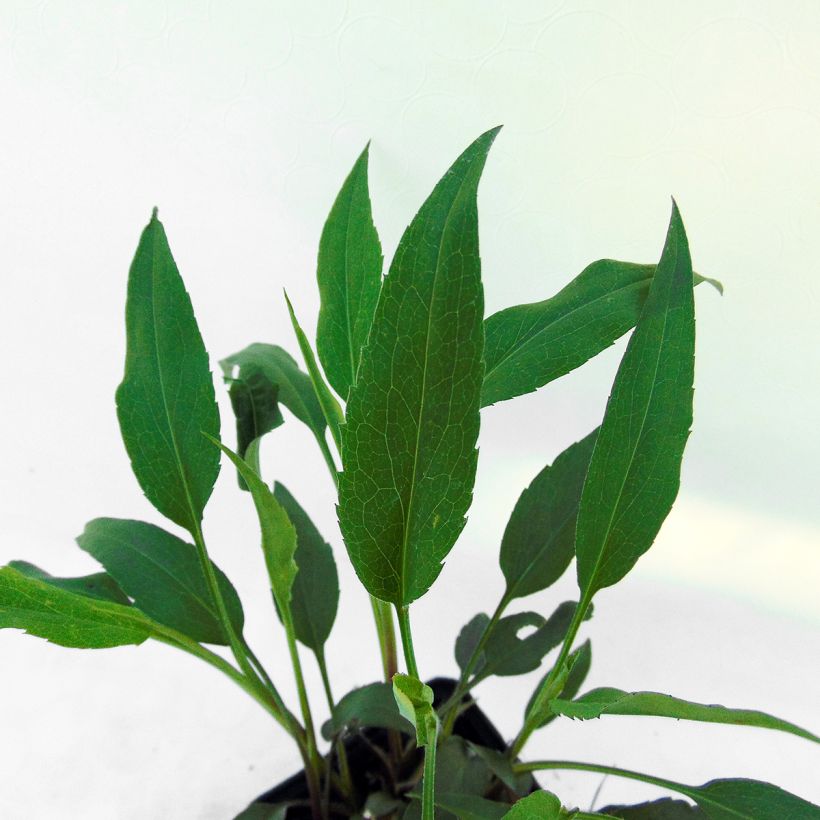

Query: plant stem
[
  {"left": 509, "top": 591, "right": 591, "bottom": 757},
  {"left": 421, "top": 726, "right": 437, "bottom": 820},
  {"left": 396, "top": 605, "right": 420, "bottom": 679},
  {"left": 316, "top": 648, "right": 336, "bottom": 712}
]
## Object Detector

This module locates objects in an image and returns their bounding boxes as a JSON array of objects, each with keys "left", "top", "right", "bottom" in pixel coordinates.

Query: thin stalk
[
  {"left": 396, "top": 605, "right": 419, "bottom": 678},
  {"left": 510, "top": 591, "right": 591, "bottom": 757},
  {"left": 316, "top": 648, "right": 336, "bottom": 712},
  {"left": 421, "top": 727, "right": 437, "bottom": 820}
]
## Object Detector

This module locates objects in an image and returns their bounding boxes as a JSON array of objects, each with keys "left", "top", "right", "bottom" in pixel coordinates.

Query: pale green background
[{"left": 1, "top": 2, "right": 818, "bottom": 817}]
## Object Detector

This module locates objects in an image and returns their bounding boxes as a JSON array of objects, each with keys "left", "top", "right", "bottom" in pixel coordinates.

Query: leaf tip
[{"left": 150, "top": 206, "right": 159, "bottom": 222}]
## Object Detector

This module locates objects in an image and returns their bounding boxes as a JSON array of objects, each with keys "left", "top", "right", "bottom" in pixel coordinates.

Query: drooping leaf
[
  {"left": 316, "top": 142, "right": 383, "bottom": 400},
  {"left": 680, "top": 778, "right": 819, "bottom": 820},
  {"left": 455, "top": 612, "right": 489, "bottom": 673},
  {"left": 226, "top": 366, "right": 284, "bottom": 490},
  {"left": 467, "top": 742, "right": 535, "bottom": 796},
  {"left": 473, "top": 602, "right": 582, "bottom": 684},
  {"left": 576, "top": 204, "right": 696, "bottom": 599},
  {"left": 393, "top": 673, "right": 439, "bottom": 746},
  {"left": 76, "top": 518, "right": 244, "bottom": 645},
  {"left": 339, "top": 127, "right": 501, "bottom": 606},
  {"left": 220, "top": 343, "right": 326, "bottom": 448},
  {"left": 8, "top": 561, "right": 130, "bottom": 605},
  {"left": 212, "top": 441, "right": 297, "bottom": 614},
  {"left": 500, "top": 430, "right": 598, "bottom": 601},
  {"left": 321, "top": 682, "right": 411, "bottom": 739},
  {"left": 502, "top": 791, "right": 565, "bottom": 819},
  {"left": 549, "top": 688, "right": 819, "bottom": 744},
  {"left": 272, "top": 482, "right": 339, "bottom": 653},
  {"left": 0, "top": 565, "right": 152, "bottom": 649},
  {"left": 116, "top": 211, "right": 221, "bottom": 534},
  {"left": 482, "top": 260, "right": 720, "bottom": 407},
  {"left": 600, "top": 799, "right": 704, "bottom": 819},
  {"left": 528, "top": 639, "right": 591, "bottom": 729}
]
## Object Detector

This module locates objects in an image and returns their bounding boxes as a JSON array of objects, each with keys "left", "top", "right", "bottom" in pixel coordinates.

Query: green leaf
[
  {"left": 116, "top": 211, "right": 221, "bottom": 534},
  {"left": 212, "top": 440, "right": 297, "bottom": 614},
  {"left": 549, "top": 688, "right": 819, "bottom": 744},
  {"left": 681, "top": 778, "right": 819, "bottom": 820},
  {"left": 8, "top": 561, "right": 130, "bottom": 605},
  {"left": 576, "top": 203, "right": 696, "bottom": 599},
  {"left": 233, "top": 803, "right": 291, "bottom": 820},
  {"left": 502, "top": 791, "right": 565, "bottom": 819},
  {"left": 316, "top": 142, "right": 383, "bottom": 400},
  {"left": 528, "top": 639, "right": 591, "bottom": 729},
  {"left": 482, "top": 260, "right": 720, "bottom": 407},
  {"left": 220, "top": 343, "right": 326, "bottom": 446},
  {"left": 600, "top": 799, "right": 704, "bottom": 819},
  {"left": 393, "top": 673, "right": 439, "bottom": 746},
  {"left": 272, "top": 482, "right": 339, "bottom": 653},
  {"left": 0, "top": 565, "right": 152, "bottom": 649},
  {"left": 474, "top": 601, "right": 582, "bottom": 683},
  {"left": 455, "top": 612, "right": 489, "bottom": 673},
  {"left": 433, "top": 793, "right": 510, "bottom": 820},
  {"left": 76, "top": 518, "right": 244, "bottom": 645},
  {"left": 322, "top": 682, "right": 411, "bottom": 739},
  {"left": 467, "top": 742, "right": 535, "bottom": 796},
  {"left": 339, "top": 127, "right": 501, "bottom": 606},
  {"left": 435, "top": 737, "right": 495, "bottom": 798},
  {"left": 500, "top": 430, "right": 598, "bottom": 601},
  {"left": 226, "top": 366, "right": 284, "bottom": 490}
]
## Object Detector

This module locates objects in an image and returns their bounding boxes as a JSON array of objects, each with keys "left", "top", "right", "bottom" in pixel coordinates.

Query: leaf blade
[
  {"left": 8, "top": 561, "right": 130, "bottom": 605},
  {"left": 115, "top": 212, "right": 221, "bottom": 533},
  {"left": 322, "top": 682, "right": 411, "bottom": 739},
  {"left": 339, "top": 127, "right": 500, "bottom": 605}
]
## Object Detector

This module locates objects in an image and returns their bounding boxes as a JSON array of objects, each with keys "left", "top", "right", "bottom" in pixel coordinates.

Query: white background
[{"left": 1, "top": 2, "right": 819, "bottom": 818}]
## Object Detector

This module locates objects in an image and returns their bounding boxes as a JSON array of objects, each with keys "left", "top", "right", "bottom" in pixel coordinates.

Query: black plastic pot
[{"left": 240, "top": 677, "right": 535, "bottom": 819}]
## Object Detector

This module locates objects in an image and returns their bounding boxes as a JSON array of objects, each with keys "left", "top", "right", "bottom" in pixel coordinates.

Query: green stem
[
  {"left": 510, "top": 591, "right": 591, "bottom": 757},
  {"left": 513, "top": 759, "right": 697, "bottom": 803},
  {"left": 421, "top": 728, "right": 437, "bottom": 820},
  {"left": 396, "top": 605, "right": 420, "bottom": 679},
  {"left": 440, "top": 593, "right": 509, "bottom": 736},
  {"left": 316, "top": 648, "right": 335, "bottom": 712}
]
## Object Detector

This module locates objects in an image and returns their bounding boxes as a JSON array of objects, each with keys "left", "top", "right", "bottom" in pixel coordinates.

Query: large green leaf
[
  {"left": 549, "top": 688, "right": 819, "bottom": 743},
  {"left": 500, "top": 430, "right": 597, "bottom": 601},
  {"left": 482, "top": 261, "right": 720, "bottom": 407},
  {"left": 576, "top": 204, "right": 695, "bottom": 599},
  {"left": 502, "top": 791, "right": 565, "bottom": 819},
  {"left": 338, "top": 127, "right": 500, "bottom": 606},
  {"left": 321, "top": 682, "right": 411, "bottom": 739},
  {"left": 220, "top": 343, "right": 326, "bottom": 446},
  {"left": 8, "top": 561, "right": 130, "bottom": 605},
  {"left": 0, "top": 565, "right": 152, "bottom": 648},
  {"left": 316, "top": 143, "right": 383, "bottom": 400},
  {"left": 76, "top": 518, "right": 244, "bottom": 645},
  {"left": 213, "top": 441, "right": 297, "bottom": 614},
  {"left": 272, "top": 482, "right": 339, "bottom": 653},
  {"left": 680, "top": 779, "right": 819, "bottom": 820},
  {"left": 116, "top": 211, "right": 221, "bottom": 534},
  {"left": 601, "top": 799, "right": 704, "bottom": 819}
]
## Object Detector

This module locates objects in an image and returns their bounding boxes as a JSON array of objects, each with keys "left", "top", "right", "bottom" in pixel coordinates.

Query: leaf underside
[{"left": 322, "top": 682, "right": 411, "bottom": 740}]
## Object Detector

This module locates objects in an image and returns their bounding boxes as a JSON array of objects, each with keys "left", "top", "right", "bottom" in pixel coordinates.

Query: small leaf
[
  {"left": 212, "top": 440, "right": 297, "bottom": 615},
  {"left": 550, "top": 688, "right": 819, "bottom": 744},
  {"left": 116, "top": 211, "right": 221, "bottom": 534},
  {"left": 322, "top": 682, "right": 411, "bottom": 739},
  {"left": 467, "top": 742, "right": 535, "bottom": 796},
  {"left": 0, "top": 565, "right": 152, "bottom": 648},
  {"left": 226, "top": 366, "right": 284, "bottom": 490},
  {"left": 220, "top": 343, "right": 326, "bottom": 446},
  {"left": 393, "top": 673, "right": 439, "bottom": 746},
  {"left": 76, "top": 518, "right": 244, "bottom": 645},
  {"left": 339, "top": 128, "right": 501, "bottom": 606},
  {"left": 435, "top": 737, "right": 495, "bottom": 798},
  {"left": 316, "top": 142, "right": 383, "bottom": 400},
  {"left": 474, "top": 601, "right": 582, "bottom": 684},
  {"left": 233, "top": 802, "right": 291, "bottom": 820},
  {"left": 528, "top": 639, "right": 591, "bottom": 729},
  {"left": 8, "top": 561, "right": 130, "bottom": 605},
  {"left": 482, "top": 260, "right": 720, "bottom": 407},
  {"left": 600, "top": 799, "right": 704, "bottom": 819},
  {"left": 272, "top": 482, "right": 339, "bottom": 653},
  {"left": 576, "top": 203, "right": 696, "bottom": 599},
  {"left": 455, "top": 612, "right": 489, "bottom": 673},
  {"left": 500, "top": 430, "right": 598, "bottom": 601},
  {"left": 502, "top": 791, "right": 564, "bottom": 819},
  {"left": 683, "top": 778, "right": 819, "bottom": 820},
  {"left": 433, "top": 793, "right": 510, "bottom": 820}
]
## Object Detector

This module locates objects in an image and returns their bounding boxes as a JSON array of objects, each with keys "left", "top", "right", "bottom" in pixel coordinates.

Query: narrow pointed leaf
[
  {"left": 502, "top": 791, "right": 565, "bottom": 819},
  {"left": 212, "top": 440, "right": 297, "bottom": 613},
  {"left": 116, "top": 211, "right": 221, "bottom": 534},
  {"left": 220, "top": 343, "right": 326, "bottom": 446},
  {"left": 76, "top": 518, "right": 244, "bottom": 645},
  {"left": 549, "top": 688, "right": 819, "bottom": 743},
  {"left": 322, "top": 682, "right": 411, "bottom": 739},
  {"left": 226, "top": 366, "right": 284, "bottom": 489},
  {"left": 339, "top": 127, "right": 501, "bottom": 605},
  {"left": 576, "top": 204, "right": 696, "bottom": 599},
  {"left": 0, "top": 565, "right": 152, "bottom": 648},
  {"left": 528, "top": 639, "right": 591, "bottom": 729},
  {"left": 682, "top": 778, "right": 819, "bottom": 819},
  {"left": 482, "top": 261, "right": 720, "bottom": 407},
  {"left": 501, "top": 429, "right": 598, "bottom": 601},
  {"left": 316, "top": 143, "right": 383, "bottom": 400},
  {"left": 8, "top": 561, "right": 130, "bottom": 605},
  {"left": 272, "top": 482, "right": 339, "bottom": 652},
  {"left": 600, "top": 799, "right": 704, "bottom": 818}
]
